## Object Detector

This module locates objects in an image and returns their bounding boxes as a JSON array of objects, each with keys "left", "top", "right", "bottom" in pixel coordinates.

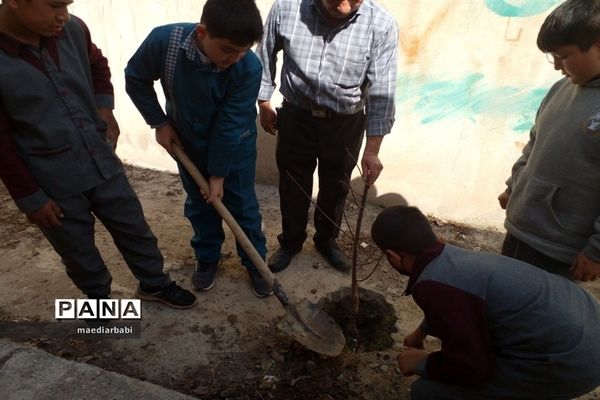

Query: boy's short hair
[
  {"left": 200, "top": 0, "right": 263, "bottom": 46},
  {"left": 371, "top": 206, "right": 437, "bottom": 255},
  {"left": 537, "top": 0, "right": 600, "bottom": 52}
]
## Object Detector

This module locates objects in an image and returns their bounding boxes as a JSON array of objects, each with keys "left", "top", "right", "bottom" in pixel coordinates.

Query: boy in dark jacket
[
  {"left": 125, "top": 0, "right": 271, "bottom": 297},
  {"left": 0, "top": 0, "right": 196, "bottom": 308},
  {"left": 372, "top": 205, "right": 600, "bottom": 399}
]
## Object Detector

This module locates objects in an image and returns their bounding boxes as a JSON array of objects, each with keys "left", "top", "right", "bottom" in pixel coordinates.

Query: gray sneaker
[
  {"left": 247, "top": 267, "right": 273, "bottom": 298},
  {"left": 136, "top": 282, "right": 197, "bottom": 309},
  {"left": 192, "top": 262, "right": 218, "bottom": 291}
]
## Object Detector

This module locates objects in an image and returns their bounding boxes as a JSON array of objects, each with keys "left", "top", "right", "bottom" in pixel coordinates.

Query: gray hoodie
[{"left": 505, "top": 76, "right": 600, "bottom": 264}]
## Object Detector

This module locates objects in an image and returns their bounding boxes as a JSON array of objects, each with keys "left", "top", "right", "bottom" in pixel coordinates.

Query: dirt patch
[{"left": 1, "top": 164, "right": 599, "bottom": 400}]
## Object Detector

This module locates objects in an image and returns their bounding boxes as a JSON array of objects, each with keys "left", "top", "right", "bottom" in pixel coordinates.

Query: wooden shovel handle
[{"left": 172, "top": 144, "right": 275, "bottom": 287}]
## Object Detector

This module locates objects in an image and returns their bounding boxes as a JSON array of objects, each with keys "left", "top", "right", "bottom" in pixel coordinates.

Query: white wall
[{"left": 70, "top": 0, "right": 564, "bottom": 228}]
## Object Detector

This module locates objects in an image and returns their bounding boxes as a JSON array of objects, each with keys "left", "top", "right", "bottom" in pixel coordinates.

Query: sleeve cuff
[
  {"left": 95, "top": 94, "right": 114, "bottom": 109},
  {"left": 414, "top": 357, "right": 429, "bottom": 377},
  {"left": 150, "top": 120, "right": 170, "bottom": 129},
  {"left": 258, "top": 85, "right": 275, "bottom": 101},
  {"left": 15, "top": 189, "right": 50, "bottom": 214},
  {"left": 583, "top": 244, "right": 600, "bottom": 263},
  {"left": 366, "top": 119, "right": 393, "bottom": 136}
]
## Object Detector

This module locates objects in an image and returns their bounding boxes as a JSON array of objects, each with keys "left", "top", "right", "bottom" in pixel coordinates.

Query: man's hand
[
  {"left": 498, "top": 191, "right": 510, "bottom": 210},
  {"left": 397, "top": 347, "right": 428, "bottom": 377},
  {"left": 258, "top": 100, "right": 278, "bottom": 135},
  {"left": 155, "top": 124, "right": 182, "bottom": 155},
  {"left": 26, "top": 200, "right": 63, "bottom": 229},
  {"left": 361, "top": 136, "right": 384, "bottom": 186},
  {"left": 571, "top": 252, "right": 600, "bottom": 282},
  {"left": 202, "top": 176, "right": 225, "bottom": 204},
  {"left": 403, "top": 328, "right": 427, "bottom": 349},
  {"left": 97, "top": 108, "right": 120, "bottom": 151}
]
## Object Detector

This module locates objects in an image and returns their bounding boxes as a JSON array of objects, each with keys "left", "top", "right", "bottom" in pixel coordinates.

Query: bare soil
[{"left": 1, "top": 165, "right": 599, "bottom": 400}]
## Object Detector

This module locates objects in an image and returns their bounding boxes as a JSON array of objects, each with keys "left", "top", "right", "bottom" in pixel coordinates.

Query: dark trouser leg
[
  {"left": 275, "top": 105, "right": 317, "bottom": 251},
  {"left": 501, "top": 232, "right": 571, "bottom": 278},
  {"left": 90, "top": 173, "right": 170, "bottom": 289},
  {"left": 313, "top": 112, "right": 365, "bottom": 246},
  {"left": 178, "top": 165, "right": 224, "bottom": 264},
  {"left": 411, "top": 378, "right": 512, "bottom": 400},
  {"left": 411, "top": 376, "right": 574, "bottom": 400},
  {"left": 41, "top": 194, "right": 112, "bottom": 297},
  {"left": 221, "top": 160, "right": 267, "bottom": 269}
]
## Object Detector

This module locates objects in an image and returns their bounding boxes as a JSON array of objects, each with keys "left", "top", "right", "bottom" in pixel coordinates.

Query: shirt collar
[
  {"left": 404, "top": 241, "right": 445, "bottom": 296},
  {"left": 180, "top": 28, "right": 222, "bottom": 72},
  {"left": 0, "top": 30, "right": 63, "bottom": 56},
  {"left": 180, "top": 29, "right": 199, "bottom": 62}
]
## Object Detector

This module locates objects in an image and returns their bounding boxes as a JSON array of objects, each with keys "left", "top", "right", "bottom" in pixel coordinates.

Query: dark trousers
[
  {"left": 275, "top": 102, "right": 366, "bottom": 250},
  {"left": 177, "top": 159, "right": 266, "bottom": 270},
  {"left": 501, "top": 232, "right": 572, "bottom": 278},
  {"left": 41, "top": 172, "right": 170, "bottom": 297}
]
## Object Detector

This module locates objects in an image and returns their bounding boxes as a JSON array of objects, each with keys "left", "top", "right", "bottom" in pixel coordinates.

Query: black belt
[{"left": 283, "top": 99, "right": 336, "bottom": 119}]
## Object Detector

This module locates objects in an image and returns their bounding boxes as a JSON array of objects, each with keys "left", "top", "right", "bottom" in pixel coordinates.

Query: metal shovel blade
[
  {"left": 278, "top": 298, "right": 345, "bottom": 357},
  {"left": 173, "top": 145, "right": 346, "bottom": 357}
]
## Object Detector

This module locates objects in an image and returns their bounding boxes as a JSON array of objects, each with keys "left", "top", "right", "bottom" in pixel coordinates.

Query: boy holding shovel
[{"left": 125, "top": 0, "right": 271, "bottom": 298}]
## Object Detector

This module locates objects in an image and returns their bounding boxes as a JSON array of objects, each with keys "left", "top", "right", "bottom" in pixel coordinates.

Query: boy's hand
[
  {"left": 403, "top": 328, "right": 427, "bottom": 349},
  {"left": 203, "top": 176, "right": 224, "bottom": 204},
  {"left": 26, "top": 200, "right": 63, "bottom": 229},
  {"left": 258, "top": 100, "right": 278, "bottom": 135},
  {"left": 571, "top": 252, "right": 600, "bottom": 282},
  {"left": 97, "top": 108, "right": 120, "bottom": 150},
  {"left": 397, "top": 347, "right": 428, "bottom": 377},
  {"left": 155, "top": 124, "right": 183, "bottom": 155},
  {"left": 498, "top": 191, "right": 510, "bottom": 209}
]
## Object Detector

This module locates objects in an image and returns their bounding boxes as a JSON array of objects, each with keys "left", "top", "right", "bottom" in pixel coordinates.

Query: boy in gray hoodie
[{"left": 498, "top": 0, "right": 600, "bottom": 281}]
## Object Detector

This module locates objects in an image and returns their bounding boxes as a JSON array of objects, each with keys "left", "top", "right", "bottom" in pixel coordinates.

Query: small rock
[
  {"left": 259, "top": 375, "right": 279, "bottom": 390},
  {"left": 473, "top": 246, "right": 482, "bottom": 251},
  {"left": 380, "top": 365, "right": 389, "bottom": 372},
  {"left": 220, "top": 388, "right": 238, "bottom": 398},
  {"left": 271, "top": 351, "right": 285, "bottom": 363},
  {"left": 310, "top": 288, "right": 317, "bottom": 294},
  {"left": 312, "top": 262, "right": 320, "bottom": 269},
  {"left": 369, "top": 363, "right": 380, "bottom": 369},
  {"left": 261, "top": 359, "right": 274, "bottom": 370},
  {"left": 227, "top": 314, "right": 238, "bottom": 324},
  {"left": 360, "top": 242, "right": 369, "bottom": 249},
  {"left": 193, "top": 386, "right": 211, "bottom": 396}
]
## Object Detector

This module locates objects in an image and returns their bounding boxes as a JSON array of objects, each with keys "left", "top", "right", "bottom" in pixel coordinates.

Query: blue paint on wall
[
  {"left": 395, "top": 73, "right": 549, "bottom": 132},
  {"left": 484, "top": 0, "right": 561, "bottom": 17}
]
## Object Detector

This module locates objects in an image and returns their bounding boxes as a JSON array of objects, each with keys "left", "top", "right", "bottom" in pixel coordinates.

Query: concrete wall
[{"left": 70, "top": 0, "right": 564, "bottom": 228}]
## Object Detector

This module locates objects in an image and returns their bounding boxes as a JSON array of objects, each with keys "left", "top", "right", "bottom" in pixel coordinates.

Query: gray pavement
[{"left": 0, "top": 339, "right": 197, "bottom": 400}]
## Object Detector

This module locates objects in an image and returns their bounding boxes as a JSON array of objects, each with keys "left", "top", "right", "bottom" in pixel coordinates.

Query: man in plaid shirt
[{"left": 257, "top": 0, "right": 398, "bottom": 274}]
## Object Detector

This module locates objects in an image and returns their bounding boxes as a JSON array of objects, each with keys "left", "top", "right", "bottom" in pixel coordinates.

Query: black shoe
[
  {"left": 247, "top": 267, "right": 273, "bottom": 298},
  {"left": 314, "top": 242, "right": 351, "bottom": 273},
  {"left": 268, "top": 247, "right": 300, "bottom": 273},
  {"left": 192, "top": 262, "right": 218, "bottom": 291},
  {"left": 136, "top": 282, "right": 197, "bottom": 309}
]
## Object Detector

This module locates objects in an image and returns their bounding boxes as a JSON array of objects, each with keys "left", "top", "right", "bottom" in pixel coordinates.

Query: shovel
[{"left": 173, "top": 144, "right": 345, "bottom": 357}]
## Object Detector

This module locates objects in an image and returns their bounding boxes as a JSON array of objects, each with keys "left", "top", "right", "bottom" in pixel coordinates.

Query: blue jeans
[{"left": 177, "top": 160, "right": 266, "bottom": 269}]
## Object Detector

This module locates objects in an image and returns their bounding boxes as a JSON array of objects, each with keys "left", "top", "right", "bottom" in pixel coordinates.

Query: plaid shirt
[{"left": 257, "top": 0, "right": 398, "bottom": 136}]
